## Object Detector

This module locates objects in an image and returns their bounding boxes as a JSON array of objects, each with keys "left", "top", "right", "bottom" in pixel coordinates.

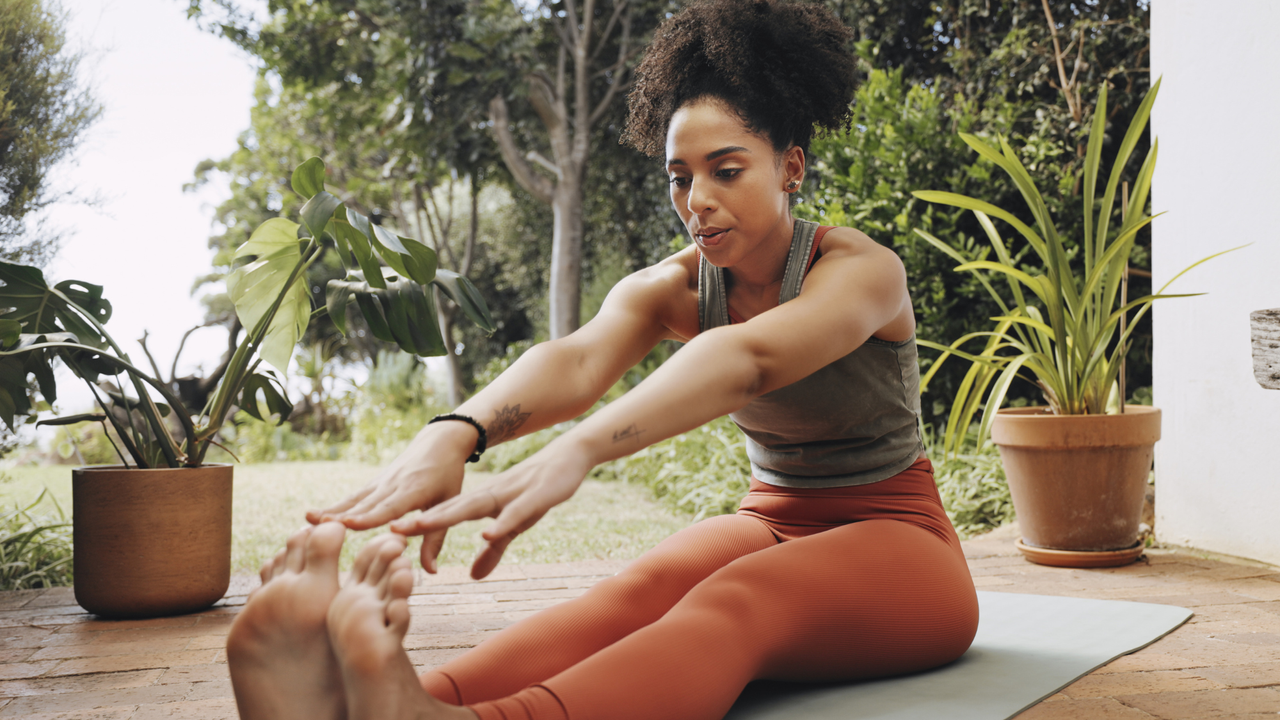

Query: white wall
[{"left": 1151, "top": 0, "right": 1280, "bottom": 565}]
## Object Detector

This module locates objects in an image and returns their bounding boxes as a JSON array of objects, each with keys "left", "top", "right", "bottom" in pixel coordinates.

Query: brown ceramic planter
[
  {"left": 990, "top": 406, "right": 1160, "bottom": 566},
  {"left": 72, "top": 464, "right": 233, "bottom": 619}
]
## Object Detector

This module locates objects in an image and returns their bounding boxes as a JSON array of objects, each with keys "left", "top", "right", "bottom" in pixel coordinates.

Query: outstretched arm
[
  {"left": 395, "top": 229, "right": 913, "bottom": 578},
  {"left": 307, "top": 258, "right": 690, "bottom": 568}
]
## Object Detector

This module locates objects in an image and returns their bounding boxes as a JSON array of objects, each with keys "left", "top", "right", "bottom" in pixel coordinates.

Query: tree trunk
[
  {"left": 550, "top": 170, "right": 585, "bottom": 339},
  {"left": 436, "top": 287, "right": 464, "bottom": 408}
]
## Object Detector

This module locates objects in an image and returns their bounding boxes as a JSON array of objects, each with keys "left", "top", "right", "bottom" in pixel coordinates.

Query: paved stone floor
[{"left": 2, "top": 526, "right": 1279, "bottom": 719}]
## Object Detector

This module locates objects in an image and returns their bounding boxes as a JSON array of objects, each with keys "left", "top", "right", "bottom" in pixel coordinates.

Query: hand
[
  {"left": 306, "top": 421, "right": 476, "bottom": 572},
  {"left": 390, "top": 442, "right": 591, "bottom": 580}
]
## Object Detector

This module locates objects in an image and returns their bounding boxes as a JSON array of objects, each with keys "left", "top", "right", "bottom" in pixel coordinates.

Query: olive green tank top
[{"left": 697, "top": 219, "right": 924, "bottom": 488}]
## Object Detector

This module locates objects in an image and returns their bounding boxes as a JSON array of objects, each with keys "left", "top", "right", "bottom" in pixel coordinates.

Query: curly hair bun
[{"left": 623, "top": 0, "right": 856, "bottom": 157}]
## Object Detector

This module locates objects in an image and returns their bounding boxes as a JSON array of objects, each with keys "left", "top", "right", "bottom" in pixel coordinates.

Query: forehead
[{"left": 665, "top": 100, "right": 771, "bottom": 163}]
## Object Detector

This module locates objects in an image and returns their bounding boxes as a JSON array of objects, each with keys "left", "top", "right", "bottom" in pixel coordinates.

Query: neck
[{"left": 726, "top": 214, "right": 796, "bottom": 292}]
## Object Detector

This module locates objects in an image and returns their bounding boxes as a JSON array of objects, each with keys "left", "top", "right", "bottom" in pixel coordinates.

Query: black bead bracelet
[{"left": 427, "top": 413, "right": 488, "bottom": 463}]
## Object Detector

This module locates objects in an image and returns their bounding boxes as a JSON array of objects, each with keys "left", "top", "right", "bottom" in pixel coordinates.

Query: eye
[
  {"left": 716, "top": 168, "right": 742, "bottom": 180},
  {"left": 668, "top": 176, "right": 690, "bottom": 188}
]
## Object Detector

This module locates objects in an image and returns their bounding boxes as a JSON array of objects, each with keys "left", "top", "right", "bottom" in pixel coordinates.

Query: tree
[
  {"left": 0, "top": 0, "right": 100, "bottom": 266},
  {"left": 808, "top": 0, "right": 1152, "bottom": 426}
]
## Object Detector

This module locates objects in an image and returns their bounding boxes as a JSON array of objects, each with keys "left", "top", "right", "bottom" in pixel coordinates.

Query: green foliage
[
  {"left": 345, "top": 350, "right": 448, "bottom": 464},
  {"left": 219, "top": 410, "right": 345, "bottom": 464},
  {"left": 594, "top": 416, "right": 751, "bottom": 521},
  {"left": 0, "top": 488, "right": 73, "bottom": 590},
  {"left": 0, "top": 158, "right": 493, "bottom": 468},
  {"left": 913, "top": 81, "right": 1240, "bottom": 453},
  {"left": 926, "top": 430, "right": 1015, "bottom": 540},
  {"left": 0, "top": 0, "right": 100, "bottom": 266},
  {"left": 806, "top": 1, "right": 1155, "bottom": 428}
]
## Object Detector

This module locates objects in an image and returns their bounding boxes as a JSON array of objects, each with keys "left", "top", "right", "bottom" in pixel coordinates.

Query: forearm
[
  {"left": 554, "top": 327, "right": 762, "bottom": 466},
  {"left": 415, "top": 339, "right": 614, "bottom": 453}
]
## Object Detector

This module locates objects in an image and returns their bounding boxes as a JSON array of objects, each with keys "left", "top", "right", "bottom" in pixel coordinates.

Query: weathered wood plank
[{"left": 1251, "top": 308, "right": 1280, "bottom": 390}]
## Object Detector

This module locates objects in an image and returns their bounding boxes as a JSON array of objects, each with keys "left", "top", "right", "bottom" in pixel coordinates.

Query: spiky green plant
[
  {"left": 0, "top": 489, "right": 73, "bottom": 590},
  {"left": 912, "top": 79, "right": 1240, "bottom": 455}
]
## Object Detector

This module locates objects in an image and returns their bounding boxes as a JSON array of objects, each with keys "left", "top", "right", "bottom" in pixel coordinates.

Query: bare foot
[
  {"left": 228, "top": 522, "right": 348, "bottom": 720},
  {"left": 327, "top": 534, "right": 477, "bottom": 720}
]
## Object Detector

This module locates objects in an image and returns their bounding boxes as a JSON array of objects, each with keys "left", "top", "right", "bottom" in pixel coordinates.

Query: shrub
[
  {"left": 925, "top": 428, "right": 1016, "bottom": 539},
  {"left": 345, "top": 350, "right": 447, "bottom": 464},
  {"left": 0, "top": 488, "right": 73, "bottom": 590},
  {"left": 594, "top": 416, "right": 750, "bottom": 521}
]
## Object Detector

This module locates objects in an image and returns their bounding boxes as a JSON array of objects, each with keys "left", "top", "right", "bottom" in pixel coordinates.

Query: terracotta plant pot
[
  {"left": 990, "top": 406, "right": 1160, "bottom": 568},
  {"left": 73, "top": 464, "right": 233, "bottom": 618}
]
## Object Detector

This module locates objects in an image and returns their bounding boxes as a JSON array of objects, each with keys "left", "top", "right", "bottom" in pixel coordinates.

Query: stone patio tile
[
  {"left": 29, "top": 637, "right": 192, "bottom": 662},
  {"left": 0, "top": 627, "right": 54, "bottom": 650},
  {"left": 183, "top": 679, "right": 233, "bottom": 701},
  {"left": 46, "top": 650, "right": 220, "bottom": 677},
  {"left": 1095, "top": 652, "right": 1207, "bottom": 674},
  {"left": 491, "top": 587, "right": 586, "bottom": 603},
  {"left": 517, "top": 561, "right": 627, "bottom": 578},
  {"left": 0, "top": 660, "right": 59, "bottom": 680},
  {"left": 23, "top": 589, "right": 77, "bottom": 609},
  {"left": 1193, "top": 662, "right": 1280, "bottom": 689},
  {"left": 403, "top": 631, "right": 496, "bottom": 651},
  {"left": 406, "top": 647, "right": 469, "bottom": 669},
  {"left": 1211, "top": 579, "right": 1280, "bottom": 602},
  {"left": 1118, "top": 592, "right": 1260, "bottom": 607},
  {"left": 156, "top": 665, "right": 229, "bottom": 685},
  {"left": 1016, "top": 696, "right": 1160, "bottom": 718},
  {"left": 185, "top": 636, "right": 226, "bottom": 652},
  {"left": 19, "top": 708, "right": 134, "bottom": 720},
  {"left": 84, "top": 628, "right": 221, "bottom": 645},
  {"left": 0, "top": 669, "right": 163, "bottom": 698},
  {"left": 52, "top": 617, "right": 200, "bottom": 634},
  {"left": 408, "top": 593, "right": 496, "bottom": 606},
  {"left": 0, "top": 683, "right": 192, "bottom": 716},
  {"left": 1118, "top": 687, "right": 1280, "bottom": 717},
  {"left": 1061, "top": 670, "right": 1225, "bottom": 698},
  {"left": 0, "top": 649, "right": 32, "bottom": 664},
  {"left": 0, "top": 591, "right": 44, "bottom": 612},
  {"left": 129, "top": 697, "right": 236, "bottom": 720}
]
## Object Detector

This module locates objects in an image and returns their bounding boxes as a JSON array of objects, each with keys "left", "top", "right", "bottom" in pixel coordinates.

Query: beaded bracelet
[{"left": 427, "top": 413, "right": 488, "bottom": 463}]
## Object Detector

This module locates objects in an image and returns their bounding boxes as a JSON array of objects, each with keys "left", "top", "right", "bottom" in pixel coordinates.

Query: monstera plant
[
  {"left": 0, "top": 157, "right": 493, "bottom": 618},
  {"left": 0, "top": 157, "right": 494, "bottom": 467}
]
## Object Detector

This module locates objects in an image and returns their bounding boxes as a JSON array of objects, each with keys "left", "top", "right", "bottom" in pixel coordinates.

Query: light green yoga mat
[{"left": 725, "top": 591, "right": 1192, "bottom": 720}]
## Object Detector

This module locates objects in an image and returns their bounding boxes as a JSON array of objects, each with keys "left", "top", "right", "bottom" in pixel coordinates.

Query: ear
[{"left": 782, "top": 145, "right": 806, "bottom": 192}]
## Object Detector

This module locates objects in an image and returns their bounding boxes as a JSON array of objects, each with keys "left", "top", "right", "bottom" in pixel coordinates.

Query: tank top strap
[
  {"left": 697, "top": 250, "right": 730, "bottom": 333},
  {"left": 779, "top": 220, "right": 828, "bottom": 304}
]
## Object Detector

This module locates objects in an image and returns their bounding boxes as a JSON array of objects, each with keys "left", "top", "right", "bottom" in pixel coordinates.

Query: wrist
[{"left": 413, "top": 418, "right": 481, "bottom": 463}]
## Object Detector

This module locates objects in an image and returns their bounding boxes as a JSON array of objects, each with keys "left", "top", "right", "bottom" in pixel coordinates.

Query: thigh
[{"left": 688, "top": 518, "right": 979, "bottom": 682}]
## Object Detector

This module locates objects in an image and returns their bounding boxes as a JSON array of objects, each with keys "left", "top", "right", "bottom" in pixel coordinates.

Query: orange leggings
[{"left": 419, "top": 458, "right": 978, "bottom": 720}]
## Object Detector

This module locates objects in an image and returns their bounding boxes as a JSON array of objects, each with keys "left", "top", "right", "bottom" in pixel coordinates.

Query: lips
[{"left": 695, "top": 228, "right": 729, "bottom": 247}]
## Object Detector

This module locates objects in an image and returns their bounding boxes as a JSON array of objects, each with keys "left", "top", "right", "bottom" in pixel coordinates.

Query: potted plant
[
  {"left": 912, "top": 80, "right": 1238, "bottom": 567},
  {"left": 0, "top": 157, "right": 494, "bottom": 616}
]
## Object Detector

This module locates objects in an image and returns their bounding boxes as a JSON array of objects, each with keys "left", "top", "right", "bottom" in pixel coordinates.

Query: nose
[{"left": 686, "top": 177, "right": 716, "bottom": 216}]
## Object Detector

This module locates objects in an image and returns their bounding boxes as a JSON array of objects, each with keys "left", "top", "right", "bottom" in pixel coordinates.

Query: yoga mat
[{"left": 725, "top": 591, "right": 1192, "bottom": 720}]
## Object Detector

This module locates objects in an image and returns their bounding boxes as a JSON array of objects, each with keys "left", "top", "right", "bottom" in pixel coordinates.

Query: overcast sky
[{"left": 43, "top": 0, "right": 258, "bottom": 413}]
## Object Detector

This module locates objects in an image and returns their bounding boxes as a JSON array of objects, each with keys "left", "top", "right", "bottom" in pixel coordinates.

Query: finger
[
  {"left": 307, "top": 484, "right": 375, "bottom": 524},
  {"left": 345, "top": 493, "right": 423, "bottom": 530},
  {"left": 399, "top": 487, "right": 501, "bottom": 534},
  {"left": 481, "top": 492, "right": 546, "bottom": 544},
  {"left": 324, "top": 484, "right": 399, "bottom": 527},
  {"left": 470, "top": 531, "right": 517, "bottom": 580},
  {"left": 418, "top": 528, "right": 449, "bottom": 574}
]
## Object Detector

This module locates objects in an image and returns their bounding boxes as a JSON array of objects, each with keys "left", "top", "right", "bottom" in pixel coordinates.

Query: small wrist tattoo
[
  {"left": 489, "top": 404, "right": 532, "bottom": 444},
  {"left": 612, "top": 423, "right": 646, "bottom": 445}
]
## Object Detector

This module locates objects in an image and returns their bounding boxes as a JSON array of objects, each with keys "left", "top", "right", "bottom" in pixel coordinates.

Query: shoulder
[
  {"left": 815, "top": 226, "right": 903, "bottom": 269},
  {"left": 593, "top": 245, "right": 701, "bottom": 342}
]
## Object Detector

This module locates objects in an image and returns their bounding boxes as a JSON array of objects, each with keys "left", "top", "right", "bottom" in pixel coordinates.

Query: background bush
[{"left": 0, "top": 488, "right": 73, "bottom": 590}]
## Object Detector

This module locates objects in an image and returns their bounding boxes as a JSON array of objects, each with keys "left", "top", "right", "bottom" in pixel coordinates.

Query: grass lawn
[{"left": 0, "top": 462, "right": 694, "bottom": 575}]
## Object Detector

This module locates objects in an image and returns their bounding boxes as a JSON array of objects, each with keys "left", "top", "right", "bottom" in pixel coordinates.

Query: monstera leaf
[
  {"left": 227, "top": 218, "right": 313, "bottom": 373},
  {"left": 326, "top": 273, "right": 447, "bottom": 356},
  {"left": 433, "top": 269, "right": 497, "bottom": 333},
  {"left": 0, "top": 262, "right": 112, "bottom": 349},
  {"left": 239, "top": 371, "right": 293, "bottom": 423}
]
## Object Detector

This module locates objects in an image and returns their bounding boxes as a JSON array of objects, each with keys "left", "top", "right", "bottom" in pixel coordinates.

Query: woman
[{"left": 226, "top": 2, "right": 979, "bottom": 718}]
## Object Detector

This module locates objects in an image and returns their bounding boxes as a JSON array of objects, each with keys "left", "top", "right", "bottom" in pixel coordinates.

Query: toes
[
  {"left": 304, "top": 521, "right": 347, "bottom": 578},
  {"left": 385, "top": 597, "right": 410, "bottom": 637},
  {"left": 284, "top": 526, "right": 313, "bottom": 574},
  {"left": 366, "top": 537, "right": 408, "bottom": 588},
  {"left": 351, "top": 534, "right": 406, "bottom": 585},
  {"left": 379, "top": 557, "right": 414, "bottom": 601}
]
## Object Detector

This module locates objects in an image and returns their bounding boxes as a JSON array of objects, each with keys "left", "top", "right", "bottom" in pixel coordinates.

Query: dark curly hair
[{"left": 622, "top": 0, "right": 857, "bottom": 158}]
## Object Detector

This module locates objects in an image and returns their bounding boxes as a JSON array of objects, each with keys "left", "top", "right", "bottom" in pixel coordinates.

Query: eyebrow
[{"left": 666, "top": 145, "right": 751, "bottom": 167}]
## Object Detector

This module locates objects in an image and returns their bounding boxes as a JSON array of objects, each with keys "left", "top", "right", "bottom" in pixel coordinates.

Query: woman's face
[{"left": 665, "top": 99, "right": 803, "bottom": 268}]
